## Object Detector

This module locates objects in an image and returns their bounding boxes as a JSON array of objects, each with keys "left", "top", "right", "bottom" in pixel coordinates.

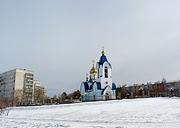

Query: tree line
[{"left": 44, "top": 90, "right": 81, "bottom": 104}]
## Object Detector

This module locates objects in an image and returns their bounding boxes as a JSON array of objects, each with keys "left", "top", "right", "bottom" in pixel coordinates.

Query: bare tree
[
  {"left": 34, "top": 87, "right": 45, "bottom": 104},
  {"left": 61, "top": 92, "right": 67, "bottom": 102},
  {"left": 0, "top": 97, "right": 11, "bottom": 116}
]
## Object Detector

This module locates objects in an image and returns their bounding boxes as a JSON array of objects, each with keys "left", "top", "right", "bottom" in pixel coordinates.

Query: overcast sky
[{"left": 1, "top": 0, "right": 180, "bottom": 96}]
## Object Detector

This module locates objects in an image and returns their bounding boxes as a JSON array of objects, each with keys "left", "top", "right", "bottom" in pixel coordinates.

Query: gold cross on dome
[
  {"left": 92, "top": 60, "right": 95, "bottom": 66},
  {"left": 102, "top": 46, "right": 105, "bottom": 55}
]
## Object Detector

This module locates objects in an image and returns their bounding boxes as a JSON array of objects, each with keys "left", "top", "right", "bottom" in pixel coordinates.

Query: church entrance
[{"left": 105, "top": 92, "right": 111, "bottom": 100}]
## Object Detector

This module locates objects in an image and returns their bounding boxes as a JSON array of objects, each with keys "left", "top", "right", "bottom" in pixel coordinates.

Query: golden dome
[{"left": 90, "top": 65, "right": 97, "bottom": 74}]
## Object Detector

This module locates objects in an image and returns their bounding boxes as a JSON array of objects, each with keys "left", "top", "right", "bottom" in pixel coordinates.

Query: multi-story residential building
[
  {"left": 33, "top": 80, "right": 45, "bottom": 104},
  {"left": 0, "top": 68, "right": 34, "bottom": 105}
]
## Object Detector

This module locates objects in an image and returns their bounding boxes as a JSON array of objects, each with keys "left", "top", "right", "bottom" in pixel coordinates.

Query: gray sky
[{"left": 1, "top": 0, "right": 180, "bottom": 96}]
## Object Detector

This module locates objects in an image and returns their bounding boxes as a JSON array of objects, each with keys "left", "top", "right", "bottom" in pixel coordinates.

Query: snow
[{"left": 0, "top": 97, "right": 180, "bottom": 128}]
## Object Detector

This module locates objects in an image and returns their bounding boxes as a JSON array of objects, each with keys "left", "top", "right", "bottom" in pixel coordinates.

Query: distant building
[
  {"left": 165, "top": 81, "right": 180, "bottom": 97},
  {"left": 33, "top": 80, "right": 45, "bottom": 104},
  {"left": 124, "top": 80, "right": 180, "bottom": 98},
  {"left": 80, "top": 49, "right": 116, "bottom": 101},
  {"left": 0, "top": 69, "right": 34, "bottom": 105}
]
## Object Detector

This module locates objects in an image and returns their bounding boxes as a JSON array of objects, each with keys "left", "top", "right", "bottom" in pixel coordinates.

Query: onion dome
[
  {"left": 90, "top": 60, "right": 97, "bottom": 75},
  {"left": 90, "top": 65, "right": 97, "bottom": 75}
]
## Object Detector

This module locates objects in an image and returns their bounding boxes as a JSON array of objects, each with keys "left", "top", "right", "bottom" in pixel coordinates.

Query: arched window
[{"left": 104, "top": 67, "right": 108, "bottom": 78}]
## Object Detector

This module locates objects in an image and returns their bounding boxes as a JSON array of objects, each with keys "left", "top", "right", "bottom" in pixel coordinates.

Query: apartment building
[{"left": 0, "top": 69, "right": 34, "bottom": 105}]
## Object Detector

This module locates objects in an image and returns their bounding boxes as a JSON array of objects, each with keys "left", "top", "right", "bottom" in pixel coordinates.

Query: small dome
[
  {"left": 112, "top": 83, "right": 116, "bottom": 90},
  {"left": 89, "top": 59, "right": 97, "bottom": 75},
  {"left": 90, "top": 66, "right": 97, "bottom": 75}
]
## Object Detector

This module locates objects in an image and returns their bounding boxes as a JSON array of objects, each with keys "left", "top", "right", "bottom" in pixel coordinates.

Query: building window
[{"left": 105, "top": 67, "right": 108, "bottom": 78}]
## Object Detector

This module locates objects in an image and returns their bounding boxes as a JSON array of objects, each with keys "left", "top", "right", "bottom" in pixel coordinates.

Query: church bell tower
[{"left": 96, "top": 48, "right": 112, "bottom": 88}]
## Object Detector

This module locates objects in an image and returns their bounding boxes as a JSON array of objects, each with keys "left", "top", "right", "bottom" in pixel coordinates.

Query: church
[{"left": 80, "top": 49, "right": 116, "bottom": 101}]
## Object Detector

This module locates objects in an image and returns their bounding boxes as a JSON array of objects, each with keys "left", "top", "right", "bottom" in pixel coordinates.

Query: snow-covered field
[{"left": 0, "top": 97, "right": 180, "bottom": 128}]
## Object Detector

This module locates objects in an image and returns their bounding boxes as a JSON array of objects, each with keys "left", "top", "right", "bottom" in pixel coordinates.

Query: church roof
[
  {"left": 88, "top": 81, "right": 102, "bottom": 90},
  {"left": 96, "top": 82, "right": 101, "bottom": 90},
  {"left": 98, "top": 48, "right": 109, "bottom": 65},
  {"left": 89, "top": 82, "right": 94, "bottom": 90},
  {"left": 88, "top": 78, "right": 94, "bottom": 83},
  {"left": 112, "top": 83, "right": 116, "bottom": 90},
  {"left": 98, "top": 55, "right": 112, "bottom": 68},
  {"left": 98, "top": 49, "right": 112, "bottom": 68},
  {"left": 99, "top": 55, "right": 108, "bottom": 65},
  {"left": 84, "top": 82, "right": 89, "bottom": 91},
  {"left": 90, "top": 65, "right": 97, "bottom": 74}
]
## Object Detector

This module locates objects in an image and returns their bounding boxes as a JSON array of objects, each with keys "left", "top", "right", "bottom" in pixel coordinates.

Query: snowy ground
[{"left": 0, "top": 97, "right": 180, "bottom": 128}]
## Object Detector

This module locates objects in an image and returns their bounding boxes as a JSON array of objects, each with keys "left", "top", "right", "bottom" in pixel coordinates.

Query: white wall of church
[{"left": 97, "top": 62, "right": 113, "bottom": 89}]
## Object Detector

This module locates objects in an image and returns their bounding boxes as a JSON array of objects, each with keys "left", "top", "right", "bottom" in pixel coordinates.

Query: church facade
[{"left": 80, "top": 49, "right": 116, "bottom": 101}]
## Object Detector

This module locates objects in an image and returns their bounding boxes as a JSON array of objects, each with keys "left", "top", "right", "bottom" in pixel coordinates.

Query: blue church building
[{"left": 80, "top": 49, "right": 116, "bottom": 101}]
